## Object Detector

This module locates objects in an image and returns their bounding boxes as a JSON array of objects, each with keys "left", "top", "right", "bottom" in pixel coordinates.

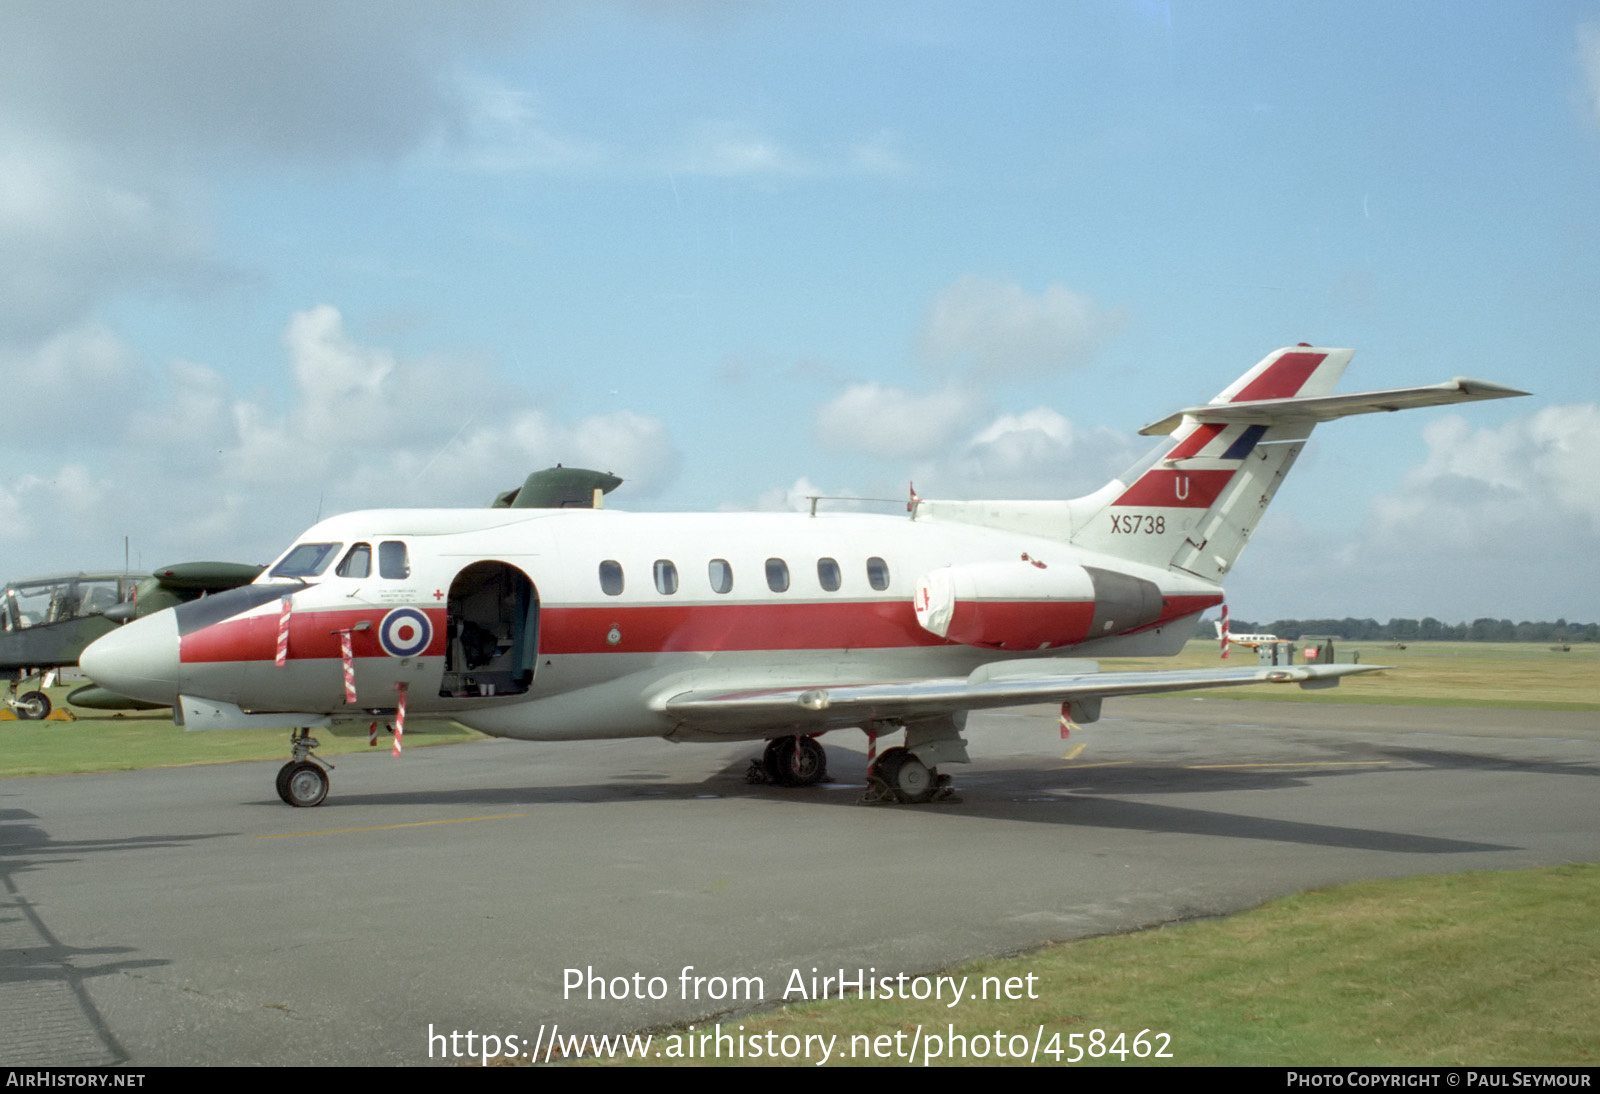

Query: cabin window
[
  {"left": 336, "top": 543, "right": 371, "bottom": 578},
  {"left": 817, "top": 557, "right": 841, "bottom": 592},
  {"left": 379, "top": 541, "right": 410, "bottom": 579},
  {"left": 708, "top": 559, "right": 733, "bottom": 594},
  {"left": 598, "top": 560, "right": 624, "bottom": 596},
  {"left": 766, "top": 558, "right": 790, "bottom": 593},
  {"left": 867, "top": 556, "right": 890, "bottom": 591},
  {"left": 653, "top": 560, "right": 679, "bottom": 595},
  {"left": 270, "top": 542, "right": 342, "bottom": 578}
]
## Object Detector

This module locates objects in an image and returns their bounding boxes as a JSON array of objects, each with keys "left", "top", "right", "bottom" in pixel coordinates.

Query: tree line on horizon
[{"left": 1199, "top": 616, "right": 1597, "bottom": 643}]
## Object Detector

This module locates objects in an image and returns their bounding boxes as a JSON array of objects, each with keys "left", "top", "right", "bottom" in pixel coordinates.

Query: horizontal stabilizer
[
  {"left": 1140, "top": 377, "right": 1529, "bottom": 436},
  {"left": 657, "top": 662, "right": 1383, "bottom": 733}
]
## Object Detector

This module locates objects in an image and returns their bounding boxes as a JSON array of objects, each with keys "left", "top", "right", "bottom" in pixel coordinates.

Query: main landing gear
[
  {"left": 747, "top": 715, "right": 971, "bottom": 804},
  {"left": 864, "top": 747, "right": 952, "bottom": 804},
  {"left": 753, "top": 734, "right": 828, "bottom": 787},
  {"left": 276, "top": 728, "right": 331, "bottom": 807},
  {"left": 863, "top": 714, "right": 969, "bottom": 805}
]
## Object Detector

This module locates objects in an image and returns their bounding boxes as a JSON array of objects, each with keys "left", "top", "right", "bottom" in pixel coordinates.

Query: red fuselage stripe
[
  {"left": 180, "top": 608, "right": 449, "bottom": 664},
  {"left": 176, "top": 595, "right": 1221, "bottom": 663}
]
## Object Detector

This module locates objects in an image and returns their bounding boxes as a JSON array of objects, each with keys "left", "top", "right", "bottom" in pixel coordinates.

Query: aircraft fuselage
[{"left": 85, "top": 505, "right": 1219, "bottom": 742}]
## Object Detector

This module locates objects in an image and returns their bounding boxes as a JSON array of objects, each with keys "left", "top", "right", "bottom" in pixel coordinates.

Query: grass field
[
  {"left": 1114, "top": 639, "right": 1599, "bottom": 710},
  {"left": 588, "top": 865, "right": 1599, "bottom": 1067},
  {"left": 2, "top": 641, "right": 1593, "bottom": 779},
  {"left": 0, "top": 700, "right": 480, "bottom": 778}
]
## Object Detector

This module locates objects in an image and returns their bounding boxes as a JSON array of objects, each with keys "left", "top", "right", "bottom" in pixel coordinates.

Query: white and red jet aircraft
[{"left": 82, "top": 346, "right": 1525, "bottom": 807}]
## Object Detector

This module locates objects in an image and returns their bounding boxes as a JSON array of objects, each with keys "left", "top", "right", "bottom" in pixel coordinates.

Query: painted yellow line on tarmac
[
  {"left": 258, "top": 813, "right": 527, "bottom": 839},
  {"left": 1058, "top": 760, "right": 1132, "bottom": 769},
  {"left": 1184, "top": 761, "right": 1394, "bottom": 770},
  {"left": 1061, "top": 744, "right": 1086, "bottom": 761}
]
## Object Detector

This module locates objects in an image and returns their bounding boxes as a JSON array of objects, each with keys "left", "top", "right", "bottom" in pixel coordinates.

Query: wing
[{"left": 654, "top": 660, "right": 1382, "bottom": 735}]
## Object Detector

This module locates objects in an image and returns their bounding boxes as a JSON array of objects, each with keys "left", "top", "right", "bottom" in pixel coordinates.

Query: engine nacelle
[{"left": 913, "top": 559, "right": 1164, "bottom": 650}]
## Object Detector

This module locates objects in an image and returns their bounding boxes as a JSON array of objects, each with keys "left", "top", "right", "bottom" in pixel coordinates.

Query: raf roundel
[{"left": 378, "top": 607, "right": 433, "bottom": 658}]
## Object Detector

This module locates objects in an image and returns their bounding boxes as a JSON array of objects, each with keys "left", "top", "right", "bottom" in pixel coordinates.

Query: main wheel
[
  {"left": 16, "top": 690, "right": 50, "bottom": 720},
  {"left": 763, "top": 735, "right": 828, "bottom": 787},
  {"left": 871, "top": 746, "right": 934, "bottom": 804},
  {"left": 280, "top": 761, "right": 329, "bottom": 808}
]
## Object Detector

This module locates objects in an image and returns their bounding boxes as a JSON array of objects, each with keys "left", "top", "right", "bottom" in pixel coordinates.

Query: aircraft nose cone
[{"left": 80, "top": 610, "right": 181, "bottom": 706}]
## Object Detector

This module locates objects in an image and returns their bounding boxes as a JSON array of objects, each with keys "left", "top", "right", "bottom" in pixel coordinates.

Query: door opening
[{"left": 440, "top": 561, "right": 537, "bottom": 698}]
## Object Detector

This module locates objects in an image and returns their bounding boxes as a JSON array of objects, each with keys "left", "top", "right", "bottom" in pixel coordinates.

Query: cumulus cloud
[
  {"left": 0, "top": 305, "right": 682, "bottom": 575},
  {"left": 0, "top": 322, "right": 145, "bottom": 447},
  {"left": 815, "top": 382, "right": 979, "bottom": 459},
  {"left": 230, "top": 305, "right": 680, "bottom": 506},
  {"left": 917, "top": 275, "right": 1125, "bottom": 379},
  {"left": 0, "top": 465, "right": 107, "bottom": 547},
  {"left": 749, "top": 476, "right": 868, "bottom": 513},
  {"left": 912, "top": 409, "right": 1147, "bottom": 501},
  {"left": 1233, "top": 405, "right": 1600, "bottom": 619},
  {"left": 1372, "top": 406, "right": 1600, "bottom": 543},
  {"left": 803, "top": 275, "right": 1133, "bottom": 500}
]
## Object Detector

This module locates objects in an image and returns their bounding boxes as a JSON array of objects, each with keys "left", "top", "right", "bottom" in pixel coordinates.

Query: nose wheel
[
  {"left": 14, "top": 690, "right": 51, "bottom": 720},
  {"left": 276, "top": 728, "right": 331, "bottom": 807},
  {"left": 276, "top": 761, "right": 329, "bottom": 807}
]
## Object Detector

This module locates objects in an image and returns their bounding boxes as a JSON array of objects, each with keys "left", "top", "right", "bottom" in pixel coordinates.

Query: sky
[{"left": 2, "top": 1, "right": 1597, "bottom": 623}]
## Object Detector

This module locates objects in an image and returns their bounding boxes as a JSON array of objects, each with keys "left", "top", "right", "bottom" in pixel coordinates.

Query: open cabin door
[{"left": 440, "top": 561, "right": 538, "bottom": 699}]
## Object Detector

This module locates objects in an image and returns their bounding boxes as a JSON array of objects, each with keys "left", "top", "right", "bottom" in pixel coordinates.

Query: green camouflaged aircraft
[{"left": 1, "top": 562, "right": 263, "bottom": 718}]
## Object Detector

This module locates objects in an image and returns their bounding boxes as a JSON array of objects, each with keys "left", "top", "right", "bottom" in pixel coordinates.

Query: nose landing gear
[{"left": 276, "top": 728, "right": 332, "bottom": 807}]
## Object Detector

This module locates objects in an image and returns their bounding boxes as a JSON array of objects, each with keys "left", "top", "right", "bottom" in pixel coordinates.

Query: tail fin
[{"left": 1063, "top": 346, "right": 1527, "bottom": 581}]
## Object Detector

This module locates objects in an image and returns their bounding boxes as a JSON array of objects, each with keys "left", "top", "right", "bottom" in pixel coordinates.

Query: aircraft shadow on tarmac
[
  {"left": 270, "top": 744, "right": 1521, "bottom": 856},
  {"left": 0, "top": 809, "right": 192, "bottom": 1066},
  {"left": 1367, "top": 745, "right": 1600, "bottom": 780}
]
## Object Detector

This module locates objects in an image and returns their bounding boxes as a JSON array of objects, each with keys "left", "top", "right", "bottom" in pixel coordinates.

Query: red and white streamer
[
  {"left": 392, "top": 682, "right": 407, "bottom": 757},
  {"left": 1059, "top": 702, "right": 1074, "bottom": 740},
  {"left": 275, "top": 597, "right": 292, "bottom": 667},
  {"left": 1220, "top": 604, "right": 1231, "bottom": 660},
  {"left": 340, "top": 630, "right": 356, "bottom": 703},
  {"left": 368, "top": 720, "right": 379, "bottom": 747},
  {"left": 864, "top": 729, "right": 877, "bottom": 767}
]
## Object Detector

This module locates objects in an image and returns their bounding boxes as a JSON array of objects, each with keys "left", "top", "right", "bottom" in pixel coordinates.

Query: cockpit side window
[
  {"left": 379, "top": 541, "right": 410, "bottom": 579},
  {"left": 269, "top": 542, "right": 343, "bottom": 578},
  {"left": 336, "top": 543, "right": 372, "bottom": 578}
]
